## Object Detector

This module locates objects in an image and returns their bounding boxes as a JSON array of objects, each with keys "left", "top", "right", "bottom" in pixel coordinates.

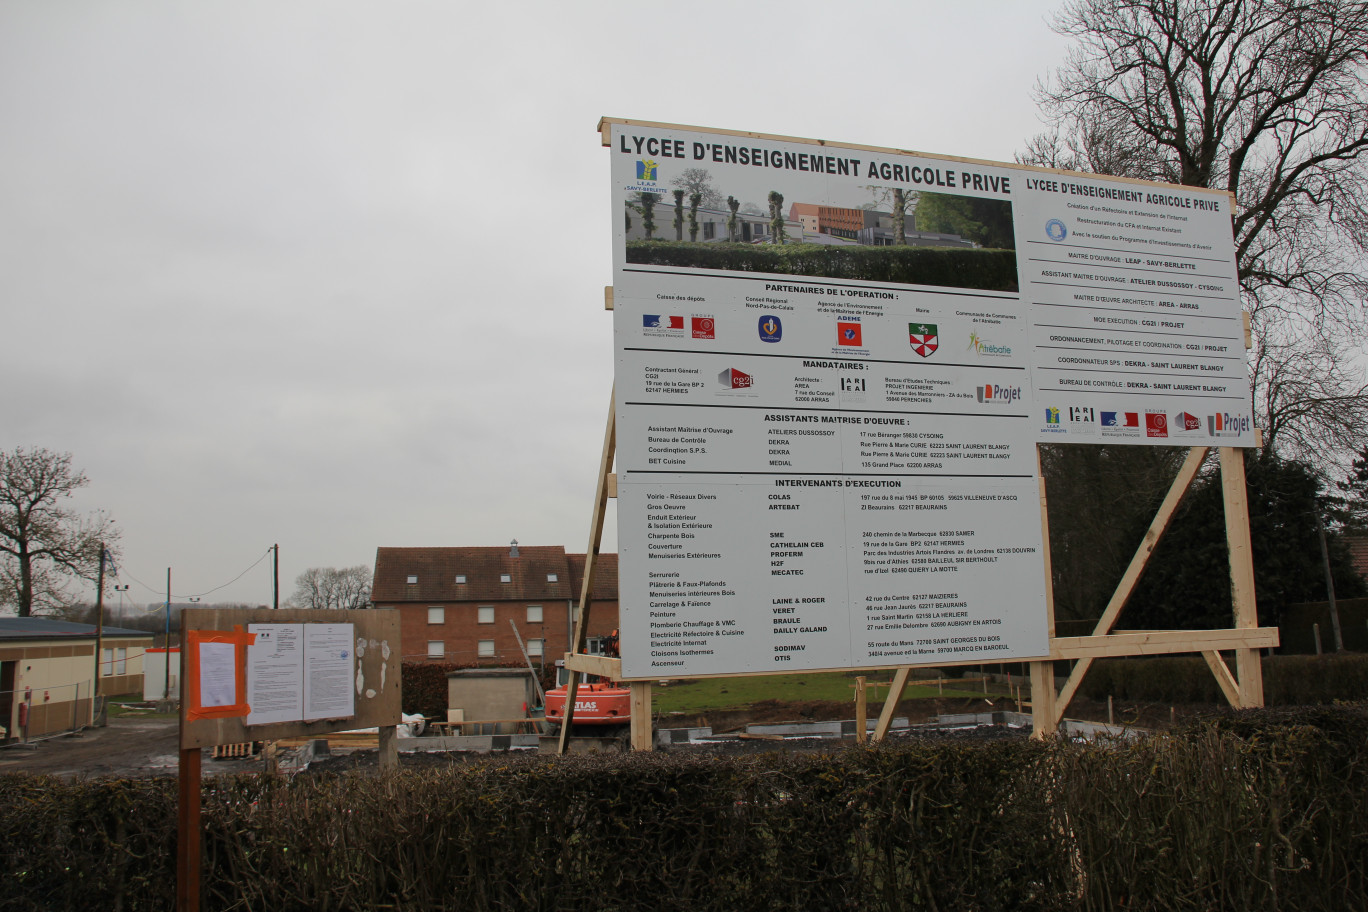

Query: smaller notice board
[{"left": 180, "top": 607, "right": 401, "bottom": 750}]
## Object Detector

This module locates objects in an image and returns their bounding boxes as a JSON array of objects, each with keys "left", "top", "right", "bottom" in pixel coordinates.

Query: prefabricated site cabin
[{"left": 0, "top": 617, "right": 153, "bottom": 739}]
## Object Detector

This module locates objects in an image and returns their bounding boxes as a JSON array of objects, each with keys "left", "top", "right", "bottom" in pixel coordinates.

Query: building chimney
[{"left": 510, "top": 539, "right": 519, "bottom": 558}]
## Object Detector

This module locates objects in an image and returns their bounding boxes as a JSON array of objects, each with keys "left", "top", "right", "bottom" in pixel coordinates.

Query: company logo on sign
[
  {"left": 1045, "top": 407, "right": 1060, "bottom": 425},
  {"left": 1069, "top": 406, "right": 1096, "bottom": 423},
  {"left": 968, "top": 331, "right": 1012, "bottom": 357},
  {"left": 692, "top": 316, "right": 715, "bottom": 339},
  {"left": 1146, "top": 413, "right": 1168, "bottom": 437},
  {"left": 1045, "top": 219, "right": 1068, "bottom": 242},
  {"left": 1207, "top": 413, "right": 1251, "bottom": 437},
  {"left": 643, "top": 314, "right": 683, "bottom": 329},
  {"left": 1101, "top": 411, "right": 1142, "bottom": 435},
  {"left": 1172, "top": 411, "right": 1203, "bottom": 434},
  {"left": 909, "top": 323, "right": 938, "bottom": 357},
  {"left": 976, "top": 383, "right": 1022, "bottom": 404},
  {"left": 636, "top": 159, "right": 657, "bottom": 181},
  {"left": 718, "top": 367, "right": 753, "bottom": 389},
  {"left": 758, "top": 315, "right": 783, "bottom": 343},
  {"left": 837, "top": 321, "right": 862, "bottom": 346}
]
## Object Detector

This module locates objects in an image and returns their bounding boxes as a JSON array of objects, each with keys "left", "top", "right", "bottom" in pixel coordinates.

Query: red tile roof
[
  {"left": 373, "top": 546, "right": 579, "bottom": 602},
  {"left": 567, "top": 552, "right": 618, "bottom": 601}
]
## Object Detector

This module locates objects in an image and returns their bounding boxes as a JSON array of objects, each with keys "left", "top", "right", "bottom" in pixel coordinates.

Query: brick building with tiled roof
[
  {"left": 372, "top": 542, "right": 619, "bottom": 668},
  {"left": 1347, "top": 535, "right": 1368, "bottom": 586}
]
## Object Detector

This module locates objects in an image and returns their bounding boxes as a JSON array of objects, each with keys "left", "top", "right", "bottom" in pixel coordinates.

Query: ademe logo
[
  {"left": 1207, "top": 413, "right": 1251, "bottom": 437},
  {"left": 837, "top": 320, "right": 862, "bottom": 346},
  {"left": 758, "top": 315, "right": 782, "bottom": 343},
  {"left": 718, "top": 367, "right": 753, "bottom": 389},
  {"left": 636, "top": 159, "right": 658, "bottom": 181},
  {"left": 692, "top": 316, "right": 715, "bottom": 340},
  {"left": 1145, "top": 412, "right": 1168, "bottom": 437},
  {"left": 909, "top": 323, "right": 938, "bottom": 357},
  {"left": 976, "top": 383, "right": 1022, "bottom": 404}
]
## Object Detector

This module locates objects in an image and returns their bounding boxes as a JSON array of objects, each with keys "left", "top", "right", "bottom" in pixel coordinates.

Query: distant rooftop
[{"left": 0, "top": 617, "right": 152, "bottom": 640}]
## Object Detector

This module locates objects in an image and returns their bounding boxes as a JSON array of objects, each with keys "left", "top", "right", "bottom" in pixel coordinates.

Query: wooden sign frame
[
  {"left": 177, "top": 607, "right": 402, "bottom": 912},
  {"left": 557, "top": 289, "right": 1274, "bottom": 753}
]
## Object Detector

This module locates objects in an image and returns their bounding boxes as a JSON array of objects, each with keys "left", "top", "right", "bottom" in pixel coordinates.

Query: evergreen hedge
[{"left": 1079, "top": 653, "right": 1368, "bottom": 704}]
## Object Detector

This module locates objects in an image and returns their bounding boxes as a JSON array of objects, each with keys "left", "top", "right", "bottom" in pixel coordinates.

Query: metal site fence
[
  {"left": 0, "top": 682, "right": 92, "bottom": 743},
  {"left": 1, "top": 704, "right": 1366, "bottom": 911}
]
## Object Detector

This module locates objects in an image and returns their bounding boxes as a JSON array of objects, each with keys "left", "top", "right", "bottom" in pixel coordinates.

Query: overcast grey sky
[{"left": 0, "top": 1, "right": 1070, "bottom": 610}]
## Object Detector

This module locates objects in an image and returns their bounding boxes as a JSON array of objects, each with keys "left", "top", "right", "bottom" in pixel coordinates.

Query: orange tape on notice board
[{"left": 186, "top": 627, "right": 256, "bottom": 721}]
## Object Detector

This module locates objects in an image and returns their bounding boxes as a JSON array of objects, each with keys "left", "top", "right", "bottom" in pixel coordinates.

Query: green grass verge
[{"left": 651, "top": 671, "right": 985, "bottom": 714}]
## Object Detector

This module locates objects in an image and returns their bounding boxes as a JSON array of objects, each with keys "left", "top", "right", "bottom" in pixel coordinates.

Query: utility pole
[
  {"left": 164, "top": 568, "right": 172, "bottom": 701},
  {"left": 1315, "top": 513, "right": 1344, "bottom": 652},
  {"left": 272, "top": 543, "right": 279, "bottom": 610},
  {"left": 93, "top": 544, "right": 106, "bottom": 719}
]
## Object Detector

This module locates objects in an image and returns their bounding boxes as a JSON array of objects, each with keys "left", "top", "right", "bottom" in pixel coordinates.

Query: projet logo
[
  {"left": 976, "top": 383, "right": 1022, "bottom": 404},
  {"left": 1207, "top": 413, "right": 1251, "bottom": 436}
]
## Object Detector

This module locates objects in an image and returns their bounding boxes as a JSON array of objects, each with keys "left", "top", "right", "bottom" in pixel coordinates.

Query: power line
[{"left": 117, "top": 547, "right": 274, "bottom": 603}]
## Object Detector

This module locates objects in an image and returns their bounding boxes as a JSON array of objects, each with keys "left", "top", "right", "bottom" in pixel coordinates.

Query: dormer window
[
  {"left": 406, "top": 575, "right": 418, "bottom": 584},
  {"left": 547, "top": 573, "right": 558, "bottom": 582},
  {"left": 500, "top": 574, "right": 512, "bottom": 583},
  {"left": 455, "top": 574, "right": 466, "bottom": 584}
]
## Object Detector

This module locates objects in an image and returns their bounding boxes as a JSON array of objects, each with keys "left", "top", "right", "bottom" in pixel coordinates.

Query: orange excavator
[{"left": 543, "top": 630, "right": 632, "bottom": 735}]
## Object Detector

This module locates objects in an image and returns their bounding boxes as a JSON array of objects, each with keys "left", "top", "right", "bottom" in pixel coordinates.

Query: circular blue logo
[{"left": 1045, "top": 219, "right": 1068, "bottom": 242}]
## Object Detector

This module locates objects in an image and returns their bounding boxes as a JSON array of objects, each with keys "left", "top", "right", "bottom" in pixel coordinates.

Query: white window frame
[
  {"left": 427, "top": 640, "right": 445, "bottom": 658},
  {"left": 477, "top": 640, "right": 495, "bottom": 658},
  {"left": 455, "top": 574, "right": 466, "bottom": 584},
  {"left": 500, "top": 573, "right": 511, "bottom": 583},
  {"left": 526, "top": 605, "right": 543, "bottom": 624},
  {"left": 427, "top": 607, "right": 445, "bottom": 625},
  {"left": 547, "top": 573, "right": 558, "bottom": 582},
  {"left": 527, "top": 638, "right": 544, "bottom": 657},
  {"left": 406, "top": 575, "right": 418, "bottom": 584},
  {"left": 115, "top": 647, "right": 127, "bottom": 675},
  {"left": 477, "top": 606, "right": 495, "bottom": 624}
]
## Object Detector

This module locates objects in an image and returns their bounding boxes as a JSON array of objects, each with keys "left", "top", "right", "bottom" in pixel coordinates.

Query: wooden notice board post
[{"left": 176, "top": 608, "right": 401, "bottom": 912}]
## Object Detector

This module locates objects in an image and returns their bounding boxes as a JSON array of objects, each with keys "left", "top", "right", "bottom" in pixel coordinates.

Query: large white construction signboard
[{"left": 605, "top": 119, "right": 1250, "bottom": 678}]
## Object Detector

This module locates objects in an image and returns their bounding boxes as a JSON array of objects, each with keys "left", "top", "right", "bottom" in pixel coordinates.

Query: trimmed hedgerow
[
  {"left": 1, "top": 705, "right": 1367, "bottom": 910},
  {"left": 626, "top": 240, "right": 1019, "bottom": 292}
]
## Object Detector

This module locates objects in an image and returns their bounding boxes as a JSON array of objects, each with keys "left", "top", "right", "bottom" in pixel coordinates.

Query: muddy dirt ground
[{"left": 0, "top": 696, "right": 1212, "bottom": 779}]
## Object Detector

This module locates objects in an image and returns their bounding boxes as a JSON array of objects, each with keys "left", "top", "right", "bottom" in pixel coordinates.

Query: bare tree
[
  {"left": 670, "top": 167, "right": 724, "bottom": 210},
  {"left": 286, "top": 566, "right": 372, "bottom": 611},
  {"left": 1027, "top": 0, "right": 1368, "bottom": 466},
  {"left": 1251, "top": 321, "right": 1368, "bottom": 464},
  {"left": 0, "top": 447, "right": 115, "bottom": 617}
]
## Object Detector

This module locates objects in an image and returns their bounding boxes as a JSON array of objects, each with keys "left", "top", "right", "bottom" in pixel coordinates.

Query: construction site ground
[{"left": 0, "top": 695, "right": 1209, "bottom": 780}]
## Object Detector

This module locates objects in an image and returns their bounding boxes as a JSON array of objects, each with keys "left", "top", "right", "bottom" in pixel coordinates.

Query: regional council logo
[{"left": 1045, "top": 219, "right": 1068, "bottom": 242}]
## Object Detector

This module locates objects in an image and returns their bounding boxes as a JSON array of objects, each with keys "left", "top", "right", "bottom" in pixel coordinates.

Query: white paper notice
[
  {"left": 198, "top": 641, "right": 238, "bottom": 708},
  {"left": 303, "top": 624, "right": 355, "bottom": 720},
  {"left": 246, "top": 624, "right": 304, "bottom": 726}
]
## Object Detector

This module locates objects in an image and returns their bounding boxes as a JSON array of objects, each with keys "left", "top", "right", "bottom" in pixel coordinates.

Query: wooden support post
[
  {"left": 854, "top": 676, "right": 867, "bottom": 745},
  {"left": 1032, "top": 446, "right": 1059, "bottom": 736},
  {"left": 871, "top": 666, "right": 911, "bottom": 742},
  {"left": 1029, "top": 662, "right": 1056, "bottom": 739},
  {"left": 1221, "top": 447, "right": 1264, "bottom": 707},
  {"left": 378, "top": 724, "right": 398, "bottom": 770},
  {"left": 1200, "top": 651, "right": 1241, "bottom": 707},
  {"left": 629, "top": 681, "right": 652, "bottom": 751},
  {"left": 176, "top": 747, "right": 201, "bottom": 912},
  {"left": 1050, "top": 446, "right": 1209, "bottom": 726},
  {"left": 559, "top": 386, "right": 617, "bottom": 756}
]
